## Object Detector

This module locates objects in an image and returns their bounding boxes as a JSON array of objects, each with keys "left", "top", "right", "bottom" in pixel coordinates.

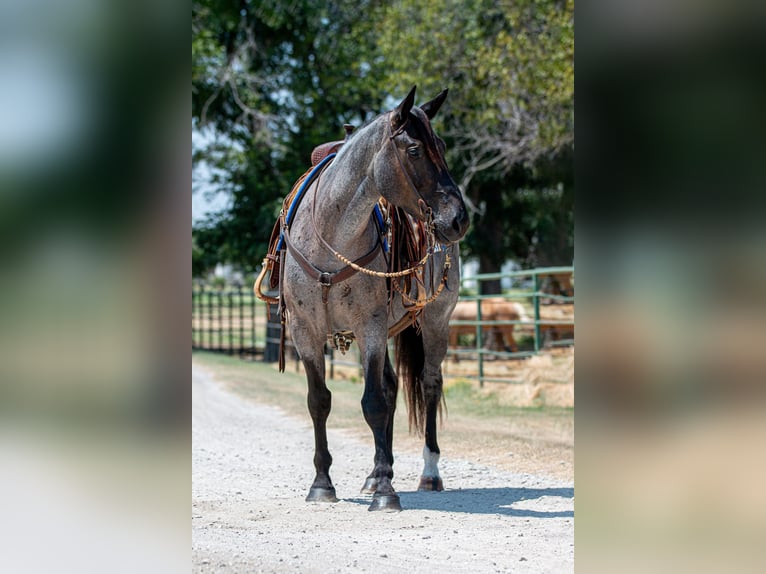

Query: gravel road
[{"left": 192, "top": 364, "right": 574, "bottom": 573}]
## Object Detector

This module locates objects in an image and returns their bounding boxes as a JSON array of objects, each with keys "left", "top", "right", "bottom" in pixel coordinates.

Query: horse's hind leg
[
  {"left": 397, "top": 324, "right": 445, "bottom": 492},
  {"left": 302, "top": 350, "right": 338, "bottom": 503},
  {"left": 359, "top": 343, "right": 401, "bottom": 511},
  {"left": 418, "top": 362, "right": 445, "bottom": 491}
]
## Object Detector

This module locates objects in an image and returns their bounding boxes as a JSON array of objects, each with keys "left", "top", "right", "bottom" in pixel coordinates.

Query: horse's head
[{"left": 375, "top": 86, "right": 469, "bottom": 244}]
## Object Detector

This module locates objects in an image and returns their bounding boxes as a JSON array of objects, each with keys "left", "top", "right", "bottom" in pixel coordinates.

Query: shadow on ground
[{"left": 344, "top": 487, "right": 573, "bottom": 517}]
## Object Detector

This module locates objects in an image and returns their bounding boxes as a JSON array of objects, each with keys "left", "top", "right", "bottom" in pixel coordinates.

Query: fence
[
  {"left": 191, "top": 284, "right": 269, "bottom": 358},
  {"left": 318, "top": 266, "right": 574, "bottom": 386},
  {"left": 445, "top": 266, "right": 574, "bottom": 386},
  {"left": 191, "top": 266, "right": 574, "bottom": 386}
]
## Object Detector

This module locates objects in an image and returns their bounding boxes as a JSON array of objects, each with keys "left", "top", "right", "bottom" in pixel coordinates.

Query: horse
[
  {"left": 540, "top": 271, "right": 574, "bottom": 304},
  {"left": 537, "top": 303, "right": 575, "bottom": 344},
  {"left": 280, "top": 86, "right": 469, "bottom": 511},
  {"left": 448, "top": 298, "right": 530, "bottom": 360}
]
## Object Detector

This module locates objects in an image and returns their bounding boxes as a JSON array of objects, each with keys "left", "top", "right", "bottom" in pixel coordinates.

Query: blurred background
[
  {"left": 577, "top": 1, "right": 766, "bottom": 572},
  {"left": 0, "top": 0, "right": 188, "bottom": 572},
  {"left": 1, "top": 0, "right": 765, "bottom": 571}
]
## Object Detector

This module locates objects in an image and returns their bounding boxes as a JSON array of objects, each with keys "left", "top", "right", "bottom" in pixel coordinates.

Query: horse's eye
[{"left": 407, "top": 145, "right": 421, "bottom": 158}]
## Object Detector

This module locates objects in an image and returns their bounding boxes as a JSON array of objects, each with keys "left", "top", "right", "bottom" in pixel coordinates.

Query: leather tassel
[{"left": 278, "top": 248, "right": 287, "bottom": 373}]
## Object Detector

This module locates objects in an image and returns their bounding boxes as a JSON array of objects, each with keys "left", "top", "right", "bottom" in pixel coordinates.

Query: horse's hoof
[
  {"left": 360, "top": 477, "right": 378, "bottom": 494},
  {"left": 417, "top": 476, "right": 444, "bottom": 491},
  {"left": 368, "top": 493, "right": 401, "bottom": 512},
  {"left": 305, "top": 486, "right": 338, "bottom": 503}
]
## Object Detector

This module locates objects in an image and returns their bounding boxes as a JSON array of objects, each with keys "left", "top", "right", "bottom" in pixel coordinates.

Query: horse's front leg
[
  {"left": 297, "top": 339, "right": 338, "bottom": 503},
  {"left": 358, "top": 337, "right": 401, "bottom": 511},
  {"left": 360, "top": 351, "right": 398, "bottom": 494}
]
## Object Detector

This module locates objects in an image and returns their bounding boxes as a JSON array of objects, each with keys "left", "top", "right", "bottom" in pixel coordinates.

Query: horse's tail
[{"left": 394, "top": 324, "right": 427, "bottom": 435}]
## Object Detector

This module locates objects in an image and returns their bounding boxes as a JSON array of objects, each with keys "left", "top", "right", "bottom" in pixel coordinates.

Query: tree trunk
[{"left": 478, "top": 254, "right": 502, "bottom": 295}]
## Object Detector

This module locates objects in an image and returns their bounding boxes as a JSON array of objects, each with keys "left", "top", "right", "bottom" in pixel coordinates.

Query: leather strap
[
  {"left": 277, "top": 248, "right": 287, "bottom": 372},
  {"left": 282, "top": 223, "right": 382, "bottom": 303}
]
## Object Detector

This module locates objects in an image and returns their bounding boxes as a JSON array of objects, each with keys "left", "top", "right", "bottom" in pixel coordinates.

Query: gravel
[{"left": 192, "top": 365, "right": 573, "bottom": 573}]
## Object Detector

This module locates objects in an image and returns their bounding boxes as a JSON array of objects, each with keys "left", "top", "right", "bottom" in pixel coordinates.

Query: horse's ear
[
  {"left": 420, "top": 89, "right": 449, "bottom": 120},
  {"left": 392, "top": 85, "right": 417, "bottom": 131}
]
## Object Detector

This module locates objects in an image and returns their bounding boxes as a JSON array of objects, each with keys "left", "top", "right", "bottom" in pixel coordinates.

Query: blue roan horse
[{"left": 281, "top": 86, "right": 469, "bottom": 511}]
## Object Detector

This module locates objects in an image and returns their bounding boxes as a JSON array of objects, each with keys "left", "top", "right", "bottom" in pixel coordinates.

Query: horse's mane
[{"left": 331, "top": 114, "right": 381, "bottom": 162}]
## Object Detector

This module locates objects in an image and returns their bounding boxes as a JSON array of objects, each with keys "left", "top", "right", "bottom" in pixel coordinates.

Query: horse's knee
[
  {"left": 308, "top": 387, "right": 331, "bottom": 418},
  {"left": 361, "top": 392, "right": 390, "bottom": 427}
]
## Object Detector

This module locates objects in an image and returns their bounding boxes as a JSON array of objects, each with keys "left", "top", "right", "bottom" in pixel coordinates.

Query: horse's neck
[{"left": 311, "top": 120, "right": 386, "bottom": 253}]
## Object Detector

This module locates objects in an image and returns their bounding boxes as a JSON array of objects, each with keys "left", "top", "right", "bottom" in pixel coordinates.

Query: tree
[
  {"left": 374, "top": 0, "right": 573, "bottom": 183},
  {"left": 191, "top": 0, "right": 574, "bottom": 282},
  {"left": 192, "top": 0, "right": 390, "bottom": 276},
  {"left": 373, "top": 0, "right": 574, "bottom": 288}
]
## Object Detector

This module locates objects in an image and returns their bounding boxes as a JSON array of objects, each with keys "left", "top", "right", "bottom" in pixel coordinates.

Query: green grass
[{"left": 192, "top": 332, "right": 264, "bottom": 348}]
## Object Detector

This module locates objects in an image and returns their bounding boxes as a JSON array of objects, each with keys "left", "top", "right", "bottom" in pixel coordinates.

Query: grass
[
  {"left": 192, "top": 332, "right": 264, "bottom": 348},
  {"left": 193, "top": 351, "right": 574, "bottom": 480}
]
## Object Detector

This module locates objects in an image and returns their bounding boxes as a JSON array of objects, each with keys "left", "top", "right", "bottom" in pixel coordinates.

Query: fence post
[
  {"left": 217, "top": 289, "right": 223, "bottom": 351},
  {"left": 204, "top": 285, "right": 210, "bottom": 350},
  {"left": 237, "top": 285, "right": 245, "bottom": 358},
  {"left": 191, "top": 287, "right": 196, "bottom": 349},
  {"left": 533, "top": 273, "right": 541, "bottom": 353},
  {"left": 476, "top": 297, "right": 484, "bottom": 387}
]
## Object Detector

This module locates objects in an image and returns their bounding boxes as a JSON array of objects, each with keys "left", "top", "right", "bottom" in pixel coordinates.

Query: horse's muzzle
[
  {"left": 451, "top": 208, "right": 470, "bottom": 238},
  {"left": 435, "top": 208, "right": 469, "bottom": 243}
]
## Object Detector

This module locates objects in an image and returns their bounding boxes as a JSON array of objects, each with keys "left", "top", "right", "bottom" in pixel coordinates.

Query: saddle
[{"left": 255, "top": 125, "right": 356, "bottom": 297}]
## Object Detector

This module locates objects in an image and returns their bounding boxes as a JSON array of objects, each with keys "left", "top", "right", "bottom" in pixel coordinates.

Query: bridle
[{"left": 386, "top": 113, "right": 435, "bottom": 224}]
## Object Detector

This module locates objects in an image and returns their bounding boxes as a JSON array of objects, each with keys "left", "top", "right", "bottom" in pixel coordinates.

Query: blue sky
[{"left": 192, "top": 126, "right": 231, "bottom": 224}]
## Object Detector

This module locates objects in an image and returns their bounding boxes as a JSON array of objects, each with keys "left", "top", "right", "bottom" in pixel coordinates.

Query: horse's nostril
[{"left": 452, "top": 217, "right": 461, "bottom": 232}]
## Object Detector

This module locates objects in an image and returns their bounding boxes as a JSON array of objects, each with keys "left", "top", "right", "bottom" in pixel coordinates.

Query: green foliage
[
  {"left": 192, "top": 233, "right": 216, "bottom": 278},
  {"left": 375, "top": 0, "right": 573, "bottom": 168},
  {"left": 210, "top": 276, "right": 227, "bottom": 290},
  {"left": 191, "top": 0, "right": 574, "bottom": 275},
  {"left": 373, "top": 0, "right": 574, "bottom": 273}
]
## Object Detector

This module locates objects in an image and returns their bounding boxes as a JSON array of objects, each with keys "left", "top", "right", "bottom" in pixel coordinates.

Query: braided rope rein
[
  {"left": 391, "top": 253, "right": 451, "bottom": 307},
  {"left": 327, "top": 242, "right": 430, "bottom": 278},
  {"left": 325, "top": 198, "right": 439, "bottom": 278}
]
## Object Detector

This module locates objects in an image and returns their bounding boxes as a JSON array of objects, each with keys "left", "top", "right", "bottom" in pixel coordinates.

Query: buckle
[{"left": 318, "top": 272, "right": 332, "bottom": 286}]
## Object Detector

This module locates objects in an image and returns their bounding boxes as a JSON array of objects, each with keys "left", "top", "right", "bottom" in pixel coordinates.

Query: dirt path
[{"left": 192, "top": 364, "right": 573, "bottom": 573}]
